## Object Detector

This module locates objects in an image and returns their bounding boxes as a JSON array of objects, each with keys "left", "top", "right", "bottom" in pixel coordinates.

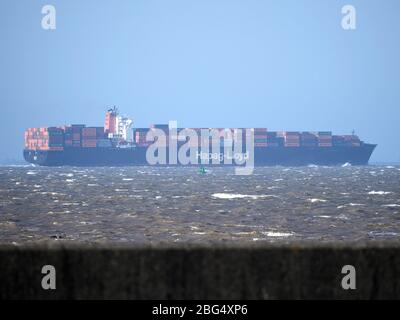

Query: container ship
[{"left": 23, "top": 108, "right": 376, "bottom": 167}]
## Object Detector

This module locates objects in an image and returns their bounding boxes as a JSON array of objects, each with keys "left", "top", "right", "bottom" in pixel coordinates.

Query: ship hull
[{"left": 23, "top": 144, "right": 377, "bottom": 167}]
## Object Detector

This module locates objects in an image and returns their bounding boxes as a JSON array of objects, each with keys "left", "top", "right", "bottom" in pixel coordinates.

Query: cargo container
[
  {"left": 283, "top": 132, "right": 300, "bottom": 147},
  {"left": 24, "top": 127, "right": 65, "bottom": 151},
  {"left": 317, "top": 131, "right": 332, "bottom": 145}
]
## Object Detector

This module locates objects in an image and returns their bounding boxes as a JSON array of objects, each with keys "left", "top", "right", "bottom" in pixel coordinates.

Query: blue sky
[{"left": 0, "top": 0, "right": 399, "bottom": 162}]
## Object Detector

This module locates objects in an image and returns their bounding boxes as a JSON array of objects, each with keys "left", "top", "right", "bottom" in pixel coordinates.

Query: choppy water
[{"left": 1, "top": 165, "right": 400, "bottom": 244}]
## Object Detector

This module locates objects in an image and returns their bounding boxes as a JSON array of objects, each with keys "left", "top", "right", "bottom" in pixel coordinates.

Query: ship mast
[{"left": 108, "top": 105, "right": 118, "bottom": 115}]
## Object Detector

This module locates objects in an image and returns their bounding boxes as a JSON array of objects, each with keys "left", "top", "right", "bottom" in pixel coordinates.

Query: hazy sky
[{"left": 1, "top": 0, "right": 399, "bottom": 162}]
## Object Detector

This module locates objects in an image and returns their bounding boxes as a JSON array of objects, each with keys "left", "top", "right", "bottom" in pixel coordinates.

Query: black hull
[{"left": 23, "top": 144, "right": 377, "bottom": 167}]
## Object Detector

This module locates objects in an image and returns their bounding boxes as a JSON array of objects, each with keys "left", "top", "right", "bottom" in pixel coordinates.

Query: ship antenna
[
  {"left": 108, "top": 106, "right": 118, "bottom": 115},
  {"left": 352, "top": 129, "right": 355, "bottom": 135}
]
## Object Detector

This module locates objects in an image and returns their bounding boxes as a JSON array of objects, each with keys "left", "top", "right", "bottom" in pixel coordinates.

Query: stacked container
[
  {"left": 82, "top": 127, "right": 105, "bottom": 148},
  {"left": 284, "top": 132, "right": 300, "bottom": 147},
  {"left": 266, "top": 132, "right": 279, "bottom": 147},
  {"left": 253, "top": 128, "right": 267, "bottom": 147},
  {"left": 150, "top": 125, "right": 169, "bottom": 147},
  {"left": 318, "top": 131, "right": 333, "bottom": 147},
  {"left": 64, "top": 126, "right": 73, "bottom": 148},
  {"left": 134, "top": 128, "right": 151, "bottom": 147},
  {"left": 150, "top": 124, "right": 169, "bottom": 134},
  {"left": 24, "top": 127, "right": 64, "bottom": 151},
  {"left": 181, "top": 128, "right": 201, "bottom": 147},
  {"left": 234, "top": 128, "right": 247, "bottom": 149},
  {"left": 191, "top": 128, "right": 202, "bottom": 143},
  {"left": 301, "top": 132, "right": 318, "bottom": 147},
  {"left": 71, "top": 125, "right": 85, "bottom": 148},
  {"left": 343, "top": 135, "right": 361, "bottom": 147},
  {"left": 275, "top": 132, "right": 285, "bottom": 147},
  {"left": 333, "top": 135, "right": 361, "bottom": 147},
  {"left": 217, "top": 128, "right": 234, "bottom": 148}
]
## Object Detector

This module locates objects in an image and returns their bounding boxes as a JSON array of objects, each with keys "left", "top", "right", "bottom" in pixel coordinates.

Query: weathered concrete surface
[{"left": 1, "top": 242, "right": 400, "bottom": 300}]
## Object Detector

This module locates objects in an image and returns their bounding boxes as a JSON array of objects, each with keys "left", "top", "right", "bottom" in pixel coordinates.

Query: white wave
[
  {"left": 211, "top": 193, "right": 277, "bottom": 200},
  {"left": 5, "top": 164, "right": 32, "bottom": 168},
  {"left": 234, "top": 231, "right": 256, "bottom": 235},
  {"left": 122, "top": 178, "right": 133, "bottom": 181},
  {"left": 119, "top": 213, "right": 137, "bottom": 219},
  {"left": 130, "top": 195, "right": 143, "bottom": 199},
  {"left": 337, "top": 203, "right": 364, "bottom": 209},
  {"left": 368, "top": 191, "right": 393, "bottom": 195},
  {"left": 369, "top": 231, "right": 399, "bottom": 237},
  {"left": 261, "top": 231, "right": 294, "bottom": 237},
  {"left": 12, "top": 197, "right": 25, "bottom": 200},
  {"left": 26, "top": 171, "right": 37, "bottom": 175},
  {"left": 382, "top": 204, "right": 400, "bottom": 208},
  {"left": 308, "top": 198, "right": 327, "bottom": 203},
  {"left": 40, "top": 192, "right": 61, "bottom": 196},
  {"left": 342, "top": 162, "right": 351, "bottom": 167}
]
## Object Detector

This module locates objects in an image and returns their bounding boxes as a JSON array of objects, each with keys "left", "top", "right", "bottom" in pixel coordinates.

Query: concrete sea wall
[{"left": 1, "top": 243, "right": 399, "bottom": 299}]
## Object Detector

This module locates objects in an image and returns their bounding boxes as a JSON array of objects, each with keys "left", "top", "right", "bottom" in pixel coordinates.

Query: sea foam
[{"left": 212, "top": 193, "right": 277, "bottom": 200}]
